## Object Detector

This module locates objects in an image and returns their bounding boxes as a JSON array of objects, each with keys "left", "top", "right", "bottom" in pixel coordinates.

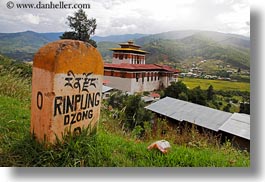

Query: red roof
[
  {"left": 150, "top": 93, "right": 160, "bottom": 98},
  {"left": 104, "top": 63, "right": 180, "bottom": 73},
  {"left": 154, "top": 64, "right": 180, "bottom": 73},
  {"left": 103, "top": 80, "right": 110, "bottom": 84}
]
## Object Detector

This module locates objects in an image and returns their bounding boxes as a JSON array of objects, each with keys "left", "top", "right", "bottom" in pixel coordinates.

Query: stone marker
[{"left": 31, "top": 40, "right": 103, "bottom": 143}]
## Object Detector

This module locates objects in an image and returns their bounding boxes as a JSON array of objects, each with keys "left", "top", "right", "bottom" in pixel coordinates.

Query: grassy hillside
[
  {"left": 0, "top": 95, "right": 250, "bottom": 167},
  {"left": 0, "top": 31, "right": 61, "bottom": 61},
  {"left": 141, "top": 34, "right": 250, "bottom": 69},
  {"left": 0, "top": 56, "right": 250, "bottom": 167},
  {"left": 97, "top": 41, "right": 119, "bottom": 62}
]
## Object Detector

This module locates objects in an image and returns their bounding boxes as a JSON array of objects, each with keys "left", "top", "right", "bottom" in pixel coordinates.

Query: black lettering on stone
[
  {"left": 88, "top": 110, "right": 93, "bottom": 119},
  {"left": 70, "top": 113, "right": 76, "bottom": 125},
  {"left": 75, "top": 94, "right": 81, "bottom": 110},
  {"left": 54, "top": 96, "right": 62, "bottom": 116},
  {"left": 95, "top": 92, "right": 100, "bottom": 106},
  {"left": 64, "top": 115, "right": 70, "bottom": 125},
  {"left": 37, "top": 91, "right": 43, "bottom": 110},
  {"left": 80, "top": 94, "right": 87, "bottom": 110},
  {"left": 88, "top": 93, "right": 94, "bottom": 108},
  {"left": 76, "top": 112, "right": 82, "bottom": 122},
  {"left": 64, "top": 70, "right": 75, "bottom": 88},
  {"left": 82, "top": 110, "right": 88, "bottom": 120},
  {"left": 89, "top": 78, "right": 97, "bottom": 88},
  {"left": 66, "top": 95, "right": 75, "bottom": 113}
]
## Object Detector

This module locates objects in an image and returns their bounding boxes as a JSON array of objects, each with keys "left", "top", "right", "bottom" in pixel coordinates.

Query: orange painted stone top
[{"left": 33, "top": 39, "right": 103, "bottom": 75}]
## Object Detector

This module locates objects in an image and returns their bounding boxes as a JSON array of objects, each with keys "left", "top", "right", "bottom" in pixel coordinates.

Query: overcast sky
[{"left": 0, "top": 0, "right": 250, "bottom": 36}]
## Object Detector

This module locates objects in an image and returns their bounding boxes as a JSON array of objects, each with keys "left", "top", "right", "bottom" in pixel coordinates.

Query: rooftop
[
  {"left": 145, "top": 97, "right": 250, "bottom": 140},
  {"left": 119, "top": 40, "right": 141, "bottom": 48},
  {"left": 109, "top": 48, "right": 149, "bottom": 54},
  {"left": 104, "top": 63, "right": 180, "bottom": 73},
  {"left": 109, "top": 40, "right": 149, "bottom": 54},
  {"left": 102, "top": 85, "right": 113, "bottom": 93},
  {"left": 219, "top": 113, "right": 250, "bottom": 140}
]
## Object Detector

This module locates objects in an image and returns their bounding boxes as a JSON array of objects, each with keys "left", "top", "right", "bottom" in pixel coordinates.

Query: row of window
[
  {"left": 113, "top": 54, "right": 145, "bottom": 61},
  {"left": 106, "top": 70, "right": 173, "bottom": 82},
  {"left": 136, "top": 73, "right": 160, "bottom": 83}
]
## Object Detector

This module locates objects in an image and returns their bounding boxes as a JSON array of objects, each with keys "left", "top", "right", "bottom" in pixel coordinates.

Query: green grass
[
  {"left": 0, "top": 73, "right": 31, "bottom": 101},
  {"left": 0, "top": 95, "right": 250, "bottom": 167},
  {"left": 179, "top": 78, "right": 250, "bottom": 92},
  {"left": 0, "top": 62, "right": 250, "bottom": 167}
]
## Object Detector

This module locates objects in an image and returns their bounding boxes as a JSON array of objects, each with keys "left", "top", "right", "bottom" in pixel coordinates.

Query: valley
[{"left": 0, "top": 30, "right": 250, "bottom": 77}]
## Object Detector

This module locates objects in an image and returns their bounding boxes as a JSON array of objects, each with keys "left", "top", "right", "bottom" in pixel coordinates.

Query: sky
[{"left": 0, "top": 0, "right": 250, "bottom": 37}]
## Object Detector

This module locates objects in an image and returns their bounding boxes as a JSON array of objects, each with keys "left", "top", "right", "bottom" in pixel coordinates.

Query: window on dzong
[
  {"left": 136, "top": 73, "right": 139, "bottom": 82},
  {"left": 121, "top": 72, "right": 126, "bottom": 78},
  {"left": 142, "top": 73, "right": 145, "bottom": 83}
]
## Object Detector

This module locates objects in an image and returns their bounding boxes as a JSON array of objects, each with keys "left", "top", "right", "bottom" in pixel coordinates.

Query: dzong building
[{"left": 103, "top": 40, "right": 180, "bottom": 93}]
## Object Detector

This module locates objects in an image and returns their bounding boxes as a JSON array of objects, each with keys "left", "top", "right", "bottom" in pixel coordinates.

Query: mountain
[
  {"left": 135, "top": 30, "right": 200, "bottom": 45},
  {"left": 141, "top": 34, "right": 250, "bottom": 69},
  {"left": 92, "top": 33, "right": 148, "bottom": 43},
  {"left": 0, "top": 31, "right": 146, "bottom": 61},
  {"left": 135, "top": 30, "right": 250, "bottom": 49},
  {"left": 97, "top": 41, "right": 119, "bottom": 62},
  {"left": 0, "top": 30, "right": 250, "bottom": 70},
  {"left": 99, "top": 30, "right": 250, "bottom": 69},
  {"left": 0, "top": 31, "right": 62, "bottom": 61}
]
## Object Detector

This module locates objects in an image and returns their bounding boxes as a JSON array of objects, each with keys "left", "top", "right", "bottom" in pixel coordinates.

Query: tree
[
  {"left": 189, "top": 86, "right": 207, "bottom": 106},
  {"left": 178, "top": 92, "right": 188, "bottom": 101},
  {"left": 164, "top": 81, "right": 188, "bottom": 99},
  {"left": 60, "top": 9, "right": 97, "bottom": 47},
  {"left": 206, "top": 85, "right": 214, "bottom": 100},
  {"left": 239, "top": 102, "right": 250, "bottom": 114},
  {"left": 107, "top": 91, "right": 127, "bottom": 110},
  {"left": 223, "top": 103, "right": 231, "bottom": 112},
  {"left": 123, "top": 95, "right": 153, "bottom": 130}
]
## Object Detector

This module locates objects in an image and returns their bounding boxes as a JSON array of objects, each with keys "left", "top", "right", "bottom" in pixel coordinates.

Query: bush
[
  {"left": 164, "top": 81, "right": 188, "bottom": 99},
  {"left": 122, "top": 95, "right": 153, "bottom": 130}
]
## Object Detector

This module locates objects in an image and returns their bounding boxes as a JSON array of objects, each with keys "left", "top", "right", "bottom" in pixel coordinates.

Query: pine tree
[
  {"left": 207, "top": 85, "right": 214, "bottom": 100},
  {"left": 60, "top": 9, "right": 97, "bottom": 47}
]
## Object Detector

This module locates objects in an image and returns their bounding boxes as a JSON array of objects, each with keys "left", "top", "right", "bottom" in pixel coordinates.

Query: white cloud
[
  {"left": 17, "top": 14, "right": 40, "bottom": 25},
  {"left": 216, "top": 0, "right": 250, "bottom": 35},
  {"left": 0, "top": 0, "right": 250, "bottom": 36}
]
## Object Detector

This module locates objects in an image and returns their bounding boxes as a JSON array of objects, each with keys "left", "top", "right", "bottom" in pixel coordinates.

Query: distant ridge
[
  {"left": 0, "top": 31, "right": 62, "bottom": 61},
  {"left": 0, "top": 30, "right": 250, "bottom": 69},
  {"left": 92, "top": 33, "right": 148, "bottom": 43},
  {"left": 135, "top": 30, "right": 250, "bottom": 49}
]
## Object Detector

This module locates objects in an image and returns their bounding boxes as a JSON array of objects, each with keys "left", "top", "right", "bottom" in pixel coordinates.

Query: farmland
[{"left": 179, "top": 78, "right": 250, "bottom": 92}]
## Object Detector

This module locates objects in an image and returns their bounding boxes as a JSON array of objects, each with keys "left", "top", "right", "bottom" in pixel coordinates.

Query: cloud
[
  {"left": 216, "top": 0, "right": 250, "bottom": 35},
  {"left": 17, "top": 14, "right": 40, "bottom": 25},
  {"left": 0, "top": 0, "right": 250, "bottom": 36}
]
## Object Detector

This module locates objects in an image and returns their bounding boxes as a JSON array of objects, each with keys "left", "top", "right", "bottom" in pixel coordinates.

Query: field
[{"left": 179, "top": 78, "right": 250, "bottom": 92}]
